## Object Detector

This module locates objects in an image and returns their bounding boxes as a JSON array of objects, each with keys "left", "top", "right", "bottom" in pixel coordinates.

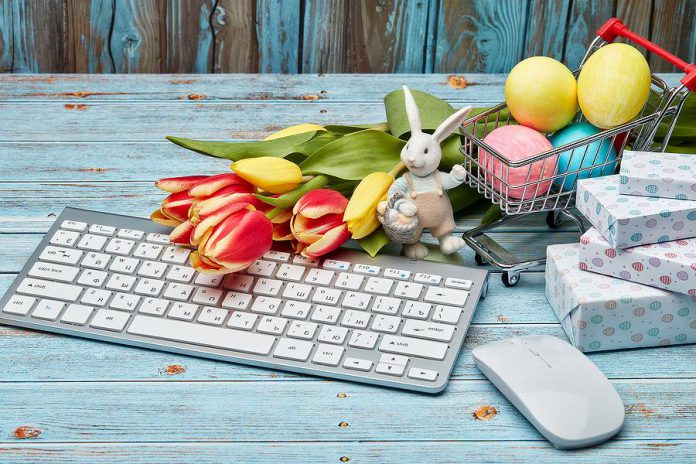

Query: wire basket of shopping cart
[{"left": 460, "top": 18, "right": 695, "bottom": 287}]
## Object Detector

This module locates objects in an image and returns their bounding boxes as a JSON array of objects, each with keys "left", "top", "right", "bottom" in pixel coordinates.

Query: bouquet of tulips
[{"left": 151, "top": 89, "right": 487, "bottom": 274}]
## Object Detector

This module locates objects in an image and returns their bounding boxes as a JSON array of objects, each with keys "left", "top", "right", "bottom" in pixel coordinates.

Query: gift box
[
  {"left": 545, "top": 243, "right": 696, "bottom": 352},
  {"left": 579, "top": 227, "right": 696, "bottom": 297},
  {"left": 619, "top": 150, "right": 696, "bottom": 201},
  {"left": 576, "top": 175, "right": 696, "bottom": 249}
]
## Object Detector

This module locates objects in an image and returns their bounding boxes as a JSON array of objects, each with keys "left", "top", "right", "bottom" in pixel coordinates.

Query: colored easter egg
[
  {"left": 550, "top": 122, "right": 617, "bottom": 191},
  {"left": 577, "top": 43, "right": 651, "bottom": 128},
  {"left": 505, "top": 57, "right": 578, "bottom": 132},
  {"left": 479, "top": 125, "right": 556, "bottom": 200}
]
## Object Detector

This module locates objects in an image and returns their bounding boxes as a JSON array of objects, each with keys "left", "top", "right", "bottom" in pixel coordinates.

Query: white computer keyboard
[{"left": 0, "top": 208, "right": 488, "bottom": 393}]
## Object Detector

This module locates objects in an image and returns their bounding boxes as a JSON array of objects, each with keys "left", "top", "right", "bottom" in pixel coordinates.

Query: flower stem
[
  {"left": 265, "top": 207, "right": 285, "bottom": 220},
  {"left": 301, "top": 175, "right": 315, "bottom": 182},
  {"left": 389, "top": 161, "right": 406, "bottom": 177}
]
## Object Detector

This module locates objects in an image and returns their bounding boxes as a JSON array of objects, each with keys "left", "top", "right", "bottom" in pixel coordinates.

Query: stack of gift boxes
[{"left": 545, "top": 151, "right": 696, "bottom": 352}]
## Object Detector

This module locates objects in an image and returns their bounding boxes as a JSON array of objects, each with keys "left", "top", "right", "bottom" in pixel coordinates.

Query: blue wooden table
[{"left": 0, "top": 74, "right": 693, "bottom": 463}]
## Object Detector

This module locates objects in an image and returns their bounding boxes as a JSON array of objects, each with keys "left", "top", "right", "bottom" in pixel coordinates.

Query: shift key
[
  {"left": 17, "top": 278, "right": 82, "bottom": 302},
  {"left": 379, "top": 335, "right": 448, "bottom": 360}
]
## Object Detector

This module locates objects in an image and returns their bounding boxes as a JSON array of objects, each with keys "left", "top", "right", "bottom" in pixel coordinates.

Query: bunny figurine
[{"left": 380, "top": 86, "right": 472, "bottom": 259}]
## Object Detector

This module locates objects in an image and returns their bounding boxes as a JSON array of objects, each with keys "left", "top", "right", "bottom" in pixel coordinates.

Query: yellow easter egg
[
  {"left": 578, "top": 43, "right": 651, "bottom": 129},
  {"left": 505, "top": 56, "right": 578, "bottom": 133}
]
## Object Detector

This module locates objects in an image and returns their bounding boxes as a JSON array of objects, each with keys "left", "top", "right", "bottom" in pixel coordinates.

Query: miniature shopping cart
[{"left": 460, "top": 18, "right": 695, "bottom": 287}]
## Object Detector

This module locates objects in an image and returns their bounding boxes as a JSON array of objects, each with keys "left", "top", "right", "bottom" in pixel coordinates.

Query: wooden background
[{"left": 0, "top": 0, "right": 694, "bottom": 74}]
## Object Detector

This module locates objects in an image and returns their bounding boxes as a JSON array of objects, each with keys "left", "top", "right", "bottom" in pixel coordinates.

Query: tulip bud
[
  {"left": 343, "top": 172, "right": 394, "bottom": 239},
  {"left": 291, "top": 189, "right": 350, "bottom": 258},
  {"left": 231, "top": 157, "right": 303, "bottom": 194}
]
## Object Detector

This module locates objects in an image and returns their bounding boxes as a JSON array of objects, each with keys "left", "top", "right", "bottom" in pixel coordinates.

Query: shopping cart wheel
[
  {"left": 474, "top": 253, "right": 486, "bottom": 266},
  {"left": 502, "top": 271, "right": 520, "bottom": 287},
  {"left": 546, "top": 211, "right": 563, "bottom": 229}
]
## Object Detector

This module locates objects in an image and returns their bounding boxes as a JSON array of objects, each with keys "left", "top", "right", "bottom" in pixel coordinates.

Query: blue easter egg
[{"left": 550, "top": 122, "right": 617, "bottom": 191}]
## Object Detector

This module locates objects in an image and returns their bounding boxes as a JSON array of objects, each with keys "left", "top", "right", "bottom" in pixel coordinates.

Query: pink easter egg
[
  {"left": 660, "top": 275, "right": 671, "bottom": 285},
  {"left": 579, "top": 262, "right": 588, "bottom": 270},
  {"left": 632, "top": 262, "right": 644, "bottom": 271},
  {"left": 479, "top": 125, "right": 555, "bottom": 200},
  {"left": 605, "top": 249, "right": 616, "bottom": 258}
]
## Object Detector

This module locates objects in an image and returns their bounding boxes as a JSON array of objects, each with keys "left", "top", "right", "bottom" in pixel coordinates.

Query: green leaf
[
  {"left": 254, "top": 175, "right": 329, "bottom": 208},
  {"left": 325, "top": 122, "right": 390, "bottom": 134},
  {"left": 384, "top": 89, "right": 457, "bottom": 138},
  {"left": 481, "top": 205, "right": 504, "bottom": 225},
  {"left": 357, "top": 228, "right": 392, "bottom": 257},
  {"left": 440, "top": 134, "right": 465, "bottom": 170},
  {"left": 300, "top": 130, "right": 405, "bottom": 180},
  {"left": 447, "top": 183, "right": 483, "bottom": 213},
  {"left": 421, "top": 244, "right": 468, "bottom": 265}
]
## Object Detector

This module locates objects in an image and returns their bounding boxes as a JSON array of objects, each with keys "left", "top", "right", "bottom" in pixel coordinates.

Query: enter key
[{"left": 402, "top": 319, "right": 455, "bottom": 342}]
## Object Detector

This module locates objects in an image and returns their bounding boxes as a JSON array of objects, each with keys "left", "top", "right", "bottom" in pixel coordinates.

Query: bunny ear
[
  {"left": 402, "top": 85, "right": 422, "bottom": 134},
  {"left": 432, "top": 105, "right": 472, "bottom": 143}
]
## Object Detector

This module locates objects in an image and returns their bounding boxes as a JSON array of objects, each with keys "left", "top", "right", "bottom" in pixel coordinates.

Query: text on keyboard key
[
  {"left": 40, "top": 246, "right": 83, "bottom": 265},
  {"left": 77, "top": 234, "right": 108, "bottom": 251},
  {"left": 90, "top": 309, "right": 130, "bottom": 331},
  {"left": 379, "top": 335, "right": 449, "bottom": 360},
  {"left": 274, "top": 338, "right": 313, "bottom": 361},
  {"left": 89, "top": 224, "right": 116, "bottom": 236},
  {"left": 31, "top": 299, "right": 64, "bottom": 320},
  {"left": 2, "top": 295, "right": 36, "bottom": 316},
  {"left": 402, "top": 319, "right": 455, "bottom": 342},
  {"left": 61, "top": 220, "right": 87, "bottom": 232},
  {"left": 312, "top": 344, "right": 344, "bottom": 366},
  {"left": 50, "top": 230, "right": 81, "bottom": 247},
  {"left": 28, "top": 262, "right": 79, "bottom": 283},
  {"left": 423, "top": 286, "right": 468, "bottom": 307},
  {"left": 17, "top": 278, "right": 82, "bottom": 302}
]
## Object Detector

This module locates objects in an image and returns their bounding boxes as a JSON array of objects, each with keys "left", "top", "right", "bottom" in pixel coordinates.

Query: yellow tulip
[
  {"left": 263, "top": 123, "right": 326, "bottom": 141},
  {"left": 343, "top": 172, "right": 394, "bottom": 239},
  {"left": 231, "top": 157, "right": 303, "bottom": 194}
]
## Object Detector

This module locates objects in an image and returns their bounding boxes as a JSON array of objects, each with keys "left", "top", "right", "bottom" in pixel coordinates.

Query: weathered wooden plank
[
  {"left": 616, "top": 0, "right": 652, "bottom": 52},
  {"left": 10, "top": 0, "right": 66, "bottom": 73},
  {"left": 65, "top": 0, "right": 114, "bottom": 73},
  {"left": 0, "top": 380, "right": 692, "bottom": 442},
  {"left": 162, "top": 0, "right": 214, "bottom": 73},
  {"left": 433, "top": 0, "right": 529, "bottom": 73},
  {"left": 524, "top": 0, "right": 571, "bottom": 60},
  {"left": 0, "top": 0, "right": 13, "bottom": 72},
  {"left": 563, "top": 0, "right": 615, "bottom": 70},
  {"left": 110, "top": 0, "right": 162, "bottom": 73},
  {"left": 256, "top": 0, "right": 301, "bottom": 73},
  {"left": 649, "top": 0, "right": 696, "bottom": 73},
  {"left": 212, "top": 0, "right": 259, "bottom": 73},
  {"left": 301, "top": 0, "right": 348, "bottom": 73},
  {"left": 0, "top": 441, "right": 693, "bottom": 464}
]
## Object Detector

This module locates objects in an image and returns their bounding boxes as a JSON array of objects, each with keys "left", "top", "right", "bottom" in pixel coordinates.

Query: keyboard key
[
  {"left": 81, "top": 252, "right": 110, "bottom": 270},
  {"left": 77, "top": 269, "right": 108, "bottom": 287},
  {"left": 292, "top": 255, "right": 319, "bottom": 267},
  {"left": 312, "top": 344, "right": 344, "bottom": 366},
  {"left": 162, "top": 246, "right": 191, "bottom": 264},
  {"left": 342, "top": 292, "right": 371, "bottom": 310},
  {"left": 146, "top": 233, "right": 170, "bottom": 244},
  {"left": 276, "top": 263, "right": 305, "bottom": 281},
  {"left": 81, "top": 288, "right": 112, "bottom": 307},
  {"left": 192, "top": 287, "right": 223, "bottom": 305},
  {"left": 163, "top": 282, "right": 194, "bottom": 301},
  {"left": 89, "top": 224, "right": 116, "bottom": 236},
  {"left": 363, "top": 277, "right": 393, "bottom": 295},
  {"left": 372, "top": 296, "right": 401, "bottom": 315},
  {"left": 379, "top": 354, "right": 408, "bottom": 366},
  {"left": 77, "top": 234, "right": 108, "bottom": 251},
  {"left": 354, "top": 264, "right": 379, "bottom": 275},
  {"left": 432, "top": 305, "right": 463, "bottom": 324},
  {"left": 402, "top": 301, "right": 431, "bottom": 320},
  {"left": 414, "top": 273, "right": 441, "bottom": 285},
  {"left": 253, "top": 278, "right": 282, "bottom": 296},
  {"left": 61, "top": 304, "right": 94, "bottom": 325},
  {"left": 105, "top": 273, "right": 137, "bottom": 292},
  {"left": 379, "top": 335, "right": 448, "bottom": 360},
  {"left": 263, "top": 250, "right": 291, "bottom": 262},
  {"left": 335, "top": 272, "right": 363, "bottom": 290},
  {"left": 221, "top": 291, "right": 252, "bottom": 310},
  {"left": 61, "top": 220, "right": 87, "bottom": 232},
  {"left": 282, "top": 282, "right": 311, "bottom": 301},
  {"left": 257, "top": 316, "right": 288, "bottom": 335},
  {"left": 134, "top": 278, "right": 165, "bottom": 296},
  {"left": 287, "top": 320, "right": 317, "bottom": 339},
  {"left": 376, "top": 362, "right": 405, "bottom": 376},
  {"left": 304, "top": 268, "right": 334, "bottom": 286},
  {"left": 17, "top": 278, "right": 82, "bottom": 302},
  {"left": 383, "top": 268, "right": 411, "bottom": 280},
  {"left": 224, "top": 274, "right": 254, "bottom": 292},
  {"left": 251, "top": 296, "right": 281, "bottom": 315},
  {"left": 2, "top": 295, "right": 36, "bottom": 315},
  {"left": 371, "top": 314, "right": 401, "bottom": 334},
  {"left": 402, "top": 320, "right": 455, "bottom": 342},
  {"left": 394, "top": 281, "right": 423, "bottom": 299},
  {"left": 281, "top": 300, "right": 312, "bottom": 319},
  {"left": 322, "top": 259, "right": 350, "bottom": 271},
  {"left": 227, "top": 311, "right": 257, "bottom": 330},
  {"left": 423, "top": 286, "right": 468, "bottom": 307},
  {"left": 343, "top": 357, "right": 373, "bottom": 372},
  {"left": 311, "top": 287, "right": 341, "bottom": 305},
  {"left": 110, "top": 293, "right": 140, "bottom": 312},
  {"left": 50, "top": 230, "right": 80, "bottom": 247},
  {"left": 340, "top": 310, "right": 370, "bottom": 329},
  {"left": 39, "top": 246, "right": 83, "bottom": 265},
  {"left": 117, "top": 228, "right": 145, "bottom": 240},
  {"left": 195, "top": 273, "right": 223, "bottom": 287},
  {"left": 310, "top": 305, "right": 341, "bottom": 324},
  {"left": 166, "top": 265, "right": 195, "bottom": 283},
  {"left": 408, "top": 367, "right": 438, "bottom": 381},
  {"left": 347, "top": 330, "right": 379, "bottom": 350},
  {"left": 138, "top": 261, "right": 168, "bottom": 278},
  {"left": 444, "top": 278, "right": 473, "bottom": 290},
  {"left": 168, "top": 302, "right": 199, "bottom": 321},
  {"left": 109, "top": 256, "right": 139, "bottom": 274},
  {"left": 127, "top": 316, "right": 275, "bottom": 355},
  {"left": 90, "top": 309, "right": 130, "bottom": 331},
  {"left": 133, "top": 243, "right": 163, "bottom": 260},
  {"left": 198, "top": 306, "right": 228, "bottom": 326},
  {"left": 274, "top": 338, "right": 313, "bottom": 361},
  {"left": 247, "top": 260, "right": 276, "bottom": 277},
  {"left": 31, "top": 299, "right": 64, "bottom": 320},
  {"left": 139, "top": 298, "right": 170, "bottom": 317},
  {"left": 317, "top": 326, "right": 348, "bottom": 344},
  {"left": 28, "top": 262, "right": 80, "bottom": 282},
  {"left": 105, "top": 238, "right": 135, "bottom": 256}
]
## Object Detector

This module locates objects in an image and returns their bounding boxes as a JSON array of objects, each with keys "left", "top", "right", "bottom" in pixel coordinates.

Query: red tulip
[{"left": 291, "top": 189, "right": 350, "bottom": 259}]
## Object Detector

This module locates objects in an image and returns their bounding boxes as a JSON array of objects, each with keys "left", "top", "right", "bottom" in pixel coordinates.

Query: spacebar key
[
  {"left": 127, "top": 315, "right": 275, "bottom": 355},
  {"left": 379, "top": 335, "right": 448, "bottom": 360}
]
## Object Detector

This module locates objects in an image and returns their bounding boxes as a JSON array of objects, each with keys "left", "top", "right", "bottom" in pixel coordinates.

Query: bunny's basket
[{"left": 459, "top": 18, "right": 695, "bottom": 287}]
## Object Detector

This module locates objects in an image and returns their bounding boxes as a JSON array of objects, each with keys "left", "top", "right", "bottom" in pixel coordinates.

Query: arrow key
[
  {"left": 376, "top": 362, "right": 406, "bottom": 377},
  {"left": 343, "top": 357, "right": 373, "bottom": 372},
  {"left": 407, "top": 367, "right": 438, "bottom": 382}
]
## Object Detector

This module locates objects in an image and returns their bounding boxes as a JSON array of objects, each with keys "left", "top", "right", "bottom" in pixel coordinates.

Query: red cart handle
[{"left": 597, "top": 18, "right": 696, "bottom": 91}]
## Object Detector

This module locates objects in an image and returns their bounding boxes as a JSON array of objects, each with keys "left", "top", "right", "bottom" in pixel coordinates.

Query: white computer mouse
[{"left": 472, "top": 335, "right": 625, "bottom": 449}]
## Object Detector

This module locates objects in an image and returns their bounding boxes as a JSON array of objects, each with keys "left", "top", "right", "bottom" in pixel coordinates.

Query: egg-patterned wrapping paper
[
  {"left": 545, "top": 243, "right": 696, "bottom": 352},
  {"left": 619, "top": 150, "right": 696, "bottom": 201},
  {"left": 579, "top": 227, "right": 696, "bottom": 297},
  {"left": 576, "top": 175, "right": 696, "bottom": 249}
]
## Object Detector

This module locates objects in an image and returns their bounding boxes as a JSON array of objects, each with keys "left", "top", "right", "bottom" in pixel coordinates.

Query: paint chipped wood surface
[{"left": 0, "top": 74, "right": 693, "bottom": 463}]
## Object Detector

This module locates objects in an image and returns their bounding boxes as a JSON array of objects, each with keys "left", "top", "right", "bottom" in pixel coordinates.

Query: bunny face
[{"left": 400, "top": 131, "right": 442, "bottom": 177}]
